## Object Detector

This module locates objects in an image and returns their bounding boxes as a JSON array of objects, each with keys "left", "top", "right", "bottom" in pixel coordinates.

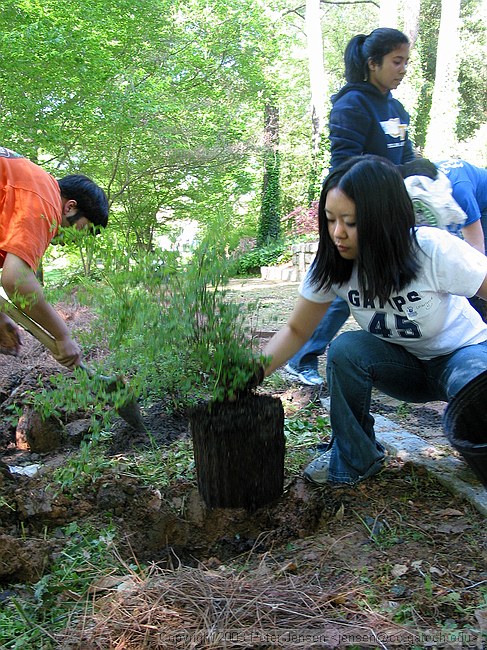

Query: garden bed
[{"left": 0, "top": 284, "right": 485, "bottom": 648}]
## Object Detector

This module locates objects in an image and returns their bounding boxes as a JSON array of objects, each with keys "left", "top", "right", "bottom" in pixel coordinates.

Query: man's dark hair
[
  {"left": 310, "top": 155, "right": 420, "bottom": 304},
  {"left": 398, "top": 158, "right": 438, "bottom": 180},
  {"left": 58, "top": 174, "right": 109, "bottom": 228}
]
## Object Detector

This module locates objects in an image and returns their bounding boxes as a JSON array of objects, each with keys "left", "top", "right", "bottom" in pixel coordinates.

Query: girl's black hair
[
  {"left": 310, "top": 155, "right": 420, "bottom": 304},
  {"left": 344, "top": 28, "right": 409, "bottom": 83}
]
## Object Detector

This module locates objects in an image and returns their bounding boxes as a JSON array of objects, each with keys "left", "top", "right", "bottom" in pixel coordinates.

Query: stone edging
[
  {"left": 261, "top": 241, "right": 318, "bottom": 282},
  {"left": 320, "top": 397, "right": 487, "bottom": 517}
]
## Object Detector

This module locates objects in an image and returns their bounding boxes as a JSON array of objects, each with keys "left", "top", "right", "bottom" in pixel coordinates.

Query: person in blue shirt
[
  {"left": 400, "top": 157, "right": 486, "bottom": 251},
  {"left": 436, "top": 159, "right": 487, "bottom": 254},
  {"left": 286, "top": 28, "right": 416, "bottom": 386}
]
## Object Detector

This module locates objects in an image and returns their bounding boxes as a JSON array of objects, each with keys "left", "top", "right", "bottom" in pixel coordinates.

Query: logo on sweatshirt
[{"left": 379, "top": 118, "right": 407, "bottom": 141}]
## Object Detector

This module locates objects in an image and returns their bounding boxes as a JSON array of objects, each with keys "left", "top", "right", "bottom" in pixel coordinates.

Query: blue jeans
[
  {"left": 325, "top": 330, "right": 487, "bottom": 484},
  {"left": 288, "top": 297, "right": 350, "bottom": 371}
]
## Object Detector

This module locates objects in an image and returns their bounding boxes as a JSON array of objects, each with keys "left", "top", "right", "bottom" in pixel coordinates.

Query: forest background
[{"left": 1, "top": 0, "right": 486, "bottom": 275}]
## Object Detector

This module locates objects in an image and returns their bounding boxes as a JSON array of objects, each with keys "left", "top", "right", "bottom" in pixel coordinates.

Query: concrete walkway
[{"left": 320, "top": 397, "right": 487, "bottom": 517}]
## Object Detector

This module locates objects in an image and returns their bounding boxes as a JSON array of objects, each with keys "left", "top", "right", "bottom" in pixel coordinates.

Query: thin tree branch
[{"left": 283, "top": 0, "right": 379, "bottom": 18}]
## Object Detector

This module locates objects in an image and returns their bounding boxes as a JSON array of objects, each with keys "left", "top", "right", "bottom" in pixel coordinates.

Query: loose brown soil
[{"left": 0, "top": 281, "right": 486, "bottom": 649}]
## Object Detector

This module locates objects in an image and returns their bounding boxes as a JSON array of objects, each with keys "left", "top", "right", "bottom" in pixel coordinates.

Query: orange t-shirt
[{"left": 0, "top": 147, "right": 62, "bottom": 271}]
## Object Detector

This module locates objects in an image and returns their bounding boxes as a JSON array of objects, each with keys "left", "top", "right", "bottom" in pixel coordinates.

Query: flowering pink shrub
[{"left": 282, "top": 201, "right": 319, "bottom": 237}]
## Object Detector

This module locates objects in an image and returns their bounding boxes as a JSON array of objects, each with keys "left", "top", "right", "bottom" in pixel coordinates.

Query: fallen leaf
[
  {"left": 89, "top": 575, "right": 135, "bottom": 593},
  {"left": 429, "top": 566, "right": 445, "bottom": 576},
  {"left": 329, "top": 593, "right": 348, "bottom": 605},
  {"left": 275, "top": 561, "right": 298, "bottom": 576},
  {"left": 437, "top": 508, "right": 464, "bottom": 517},
  {"left": 390, "top": 584, "right": 408, "bottom": 597},
  {"left": 436, "top": 522, "right": 471, "bottom": 533},
  {"left": 475, "top": 607, "right": 487, "bottom": 630},
  {"left": 334, "top": 503, "right": 345, "bottom": 520},
  {"left": 392, "top": 564, "right": 409, "bottom": 578}
]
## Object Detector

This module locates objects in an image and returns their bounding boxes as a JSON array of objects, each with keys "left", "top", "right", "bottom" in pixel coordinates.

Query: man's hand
[
  {"left": 0, "top": 312, "right": 22, "bottom": 356},
  {"left": 52, "top": 336, "right": 82, "bottom": 369}
]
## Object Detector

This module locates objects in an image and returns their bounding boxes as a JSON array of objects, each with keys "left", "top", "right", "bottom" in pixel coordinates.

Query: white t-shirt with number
[{"left": 299, "top": 227, "right": 487, "bottom": 360}]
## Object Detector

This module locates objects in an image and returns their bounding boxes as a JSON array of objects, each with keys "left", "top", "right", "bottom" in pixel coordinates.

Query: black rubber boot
[{"left": 443, "top": 371, "right": 487, "bottom": 487}]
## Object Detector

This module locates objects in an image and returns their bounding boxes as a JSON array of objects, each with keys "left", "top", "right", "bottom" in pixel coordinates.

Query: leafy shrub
[
  {"left": 31, "top": 240, "right": 268, "bottom": 423},
  {"left": 231, "top": 241, "right": 291, "bottom": 276},
  {"left": 162, "top": 243, "right": 268, "bottom": 402}
]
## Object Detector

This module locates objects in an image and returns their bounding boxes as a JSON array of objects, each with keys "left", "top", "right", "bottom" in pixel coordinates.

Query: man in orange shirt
[{"left": 0, "top": 147, "right": 108, "bottom": 367}]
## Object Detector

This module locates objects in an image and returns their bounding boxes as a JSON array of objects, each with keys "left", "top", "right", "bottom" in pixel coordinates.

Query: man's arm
[
  {"left": 462, "top": 220, "right": 485, "bottom": 254},
  {"left": 1, "top": 252, "right": 81, "bottom": 367},
  {"left": 0, "top": 308, "right": 22, "bottom": 356}
]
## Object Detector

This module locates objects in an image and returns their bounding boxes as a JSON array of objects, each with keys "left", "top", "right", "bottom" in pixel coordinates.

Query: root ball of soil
[{"left": 190, "top": 394, "right": 285, "bottom": 510}]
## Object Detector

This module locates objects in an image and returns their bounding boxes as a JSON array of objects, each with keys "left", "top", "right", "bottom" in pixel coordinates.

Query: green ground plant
[
  {"left": 51, "top": 436, "right": 116, "bottom": 493},
  {"left": 284, "top": 401, "right": 331, "bottom": 475},
  {"left": 231, "top": 241, "right": 290, "bottom": 276},
  {"left": 0, "top": 523, "right": 142, "bottom": 650}
]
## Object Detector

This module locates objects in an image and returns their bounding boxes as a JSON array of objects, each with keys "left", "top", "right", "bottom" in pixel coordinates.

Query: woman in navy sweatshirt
[
  {"left": 329, "top": 28, "right": 415, "bottom": 168},
  {"left": 286, "top": 28, "right": 416, "bottom": 387}
]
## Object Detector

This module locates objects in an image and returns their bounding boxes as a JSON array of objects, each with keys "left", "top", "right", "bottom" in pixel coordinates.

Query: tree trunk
[
  {"left": 402, "top": 0, "right": 421, "bottom": 48},
  {"left": 190, "top": 394, "right": 285, "bottom": 511},
  {"left": 305, "top": 0, "right": 326, "bottom": 157},
  {"left": 424, "top": 0, "right": 461, "bottom": 158},
  {"left": 305, "top": 0, "right": 329, "bottom": 201},
  {"left": 379, "top": 0, "right": 399, "bottom": 28}
]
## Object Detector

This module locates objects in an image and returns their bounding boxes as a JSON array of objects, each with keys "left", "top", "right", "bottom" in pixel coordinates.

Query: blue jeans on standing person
[
  {"left": 322, "top": 330, "right": 487, "bottom": 484},
  {"left": 287, "top": 296, "right": 350, "bottom": 372}
]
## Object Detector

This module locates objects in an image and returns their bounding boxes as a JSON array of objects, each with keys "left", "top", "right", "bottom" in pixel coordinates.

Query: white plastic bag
[{"left": 404, "top": 171, "right": 467, "bottom": 234}]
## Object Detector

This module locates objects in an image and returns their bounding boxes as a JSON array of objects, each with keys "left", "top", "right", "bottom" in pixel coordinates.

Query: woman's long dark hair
[
  {"left": 345, "top": 28, "right": 409, "bottom": 83},
  {"left": 310, "top": 156, "right": 420, "bottom": 304}
]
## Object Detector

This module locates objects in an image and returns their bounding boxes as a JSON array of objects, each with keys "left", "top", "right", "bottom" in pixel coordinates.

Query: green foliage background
[
  {"left": 1, "top": 0, "right": 485, "bottom": 257},
  {"left": 0, "top": 3, "right": 486, "bottom": 645}
]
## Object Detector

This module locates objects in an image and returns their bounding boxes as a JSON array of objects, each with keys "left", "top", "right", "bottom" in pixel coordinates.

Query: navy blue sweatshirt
[{"left": 329, "top": 82, "right": 415, "bottom": 169}]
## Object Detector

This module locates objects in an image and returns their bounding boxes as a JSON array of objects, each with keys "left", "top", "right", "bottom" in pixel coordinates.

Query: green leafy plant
[
  {"left": 396, "top": 402, "right": 412, "bottom": 417},
  {"left": 0, "top": 522, "right": 139, "bottom": 649},
  {"left": 59, "top": 237, "right": 270, "bottom": 407},
  {"left": 284, "top": 405, "right": 331, "bottom": 475},
  {"left": 231, "top": 241, "right": 290, "bottom": 276},
  {"left": 29, "top": 236, "right": 269, "bottom": 427},
  {"left": 164, "top": 242, "right": 269, "bottom": 402},
  {"left": 52, "top": 436, "right": 116, "bottom": 493}
]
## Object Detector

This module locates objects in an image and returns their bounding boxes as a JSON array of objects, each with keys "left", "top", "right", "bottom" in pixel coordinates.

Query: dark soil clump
[{"left": 190, "top": 394, "right": 285, "bottom": 510}]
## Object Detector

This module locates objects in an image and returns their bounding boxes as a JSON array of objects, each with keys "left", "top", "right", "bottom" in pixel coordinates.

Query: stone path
[{"left": 320, "top": 396, "right": 487, "bottom": 517}]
